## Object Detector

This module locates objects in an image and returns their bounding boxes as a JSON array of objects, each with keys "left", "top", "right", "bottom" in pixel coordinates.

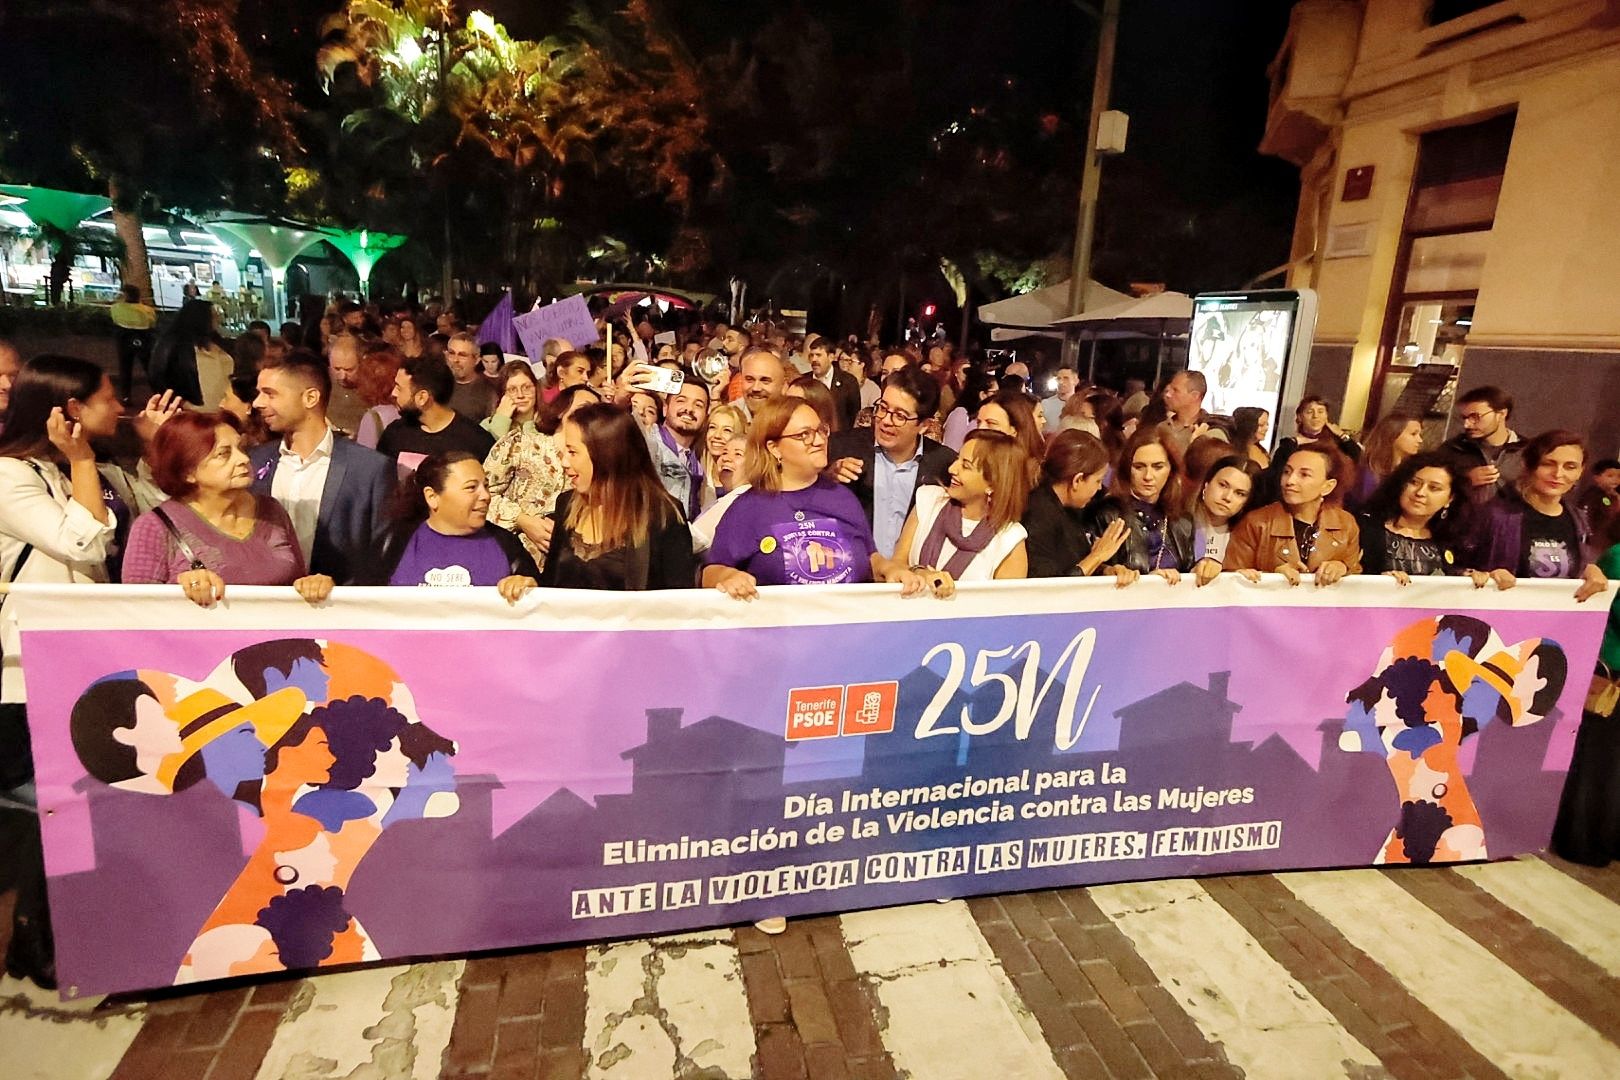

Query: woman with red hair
[{"left": 122, "top": 412, "right": 333, "bottom": 606}]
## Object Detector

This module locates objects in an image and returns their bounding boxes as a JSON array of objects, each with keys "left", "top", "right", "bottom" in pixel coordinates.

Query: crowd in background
[{"left": 2, "top": 291, "right": 1620, "bottom": 986}]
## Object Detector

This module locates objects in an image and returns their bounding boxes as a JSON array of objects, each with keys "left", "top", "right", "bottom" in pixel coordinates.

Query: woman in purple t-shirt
[
  {"left": 123, "top": 412, "right": 333, "bottom": 607},
  {"left": 377, "top": 451, "right": 540, "bottom": 601},
  {"left": 704, "top": 399, "right": 939, "bottom": 600}
]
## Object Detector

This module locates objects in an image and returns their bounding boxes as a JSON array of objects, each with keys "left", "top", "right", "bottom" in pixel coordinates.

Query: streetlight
[{"left": 1063, "top": 0, "right": 1122, "bottom": 367}]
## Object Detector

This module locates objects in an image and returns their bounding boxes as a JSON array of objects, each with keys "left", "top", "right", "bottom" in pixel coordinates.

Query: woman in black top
[
  {"left": 1087, "top": 425, "right": 1189, "bottom": 582},
  {"left": 1023, "top": 430, "right": 1131, "bottom": 583},
  {"left": 1357, "top": 451, "right": 1468, "bottom": 582},
  {"left": 540, "top": 403, "right": 695, "bottom": 590}
]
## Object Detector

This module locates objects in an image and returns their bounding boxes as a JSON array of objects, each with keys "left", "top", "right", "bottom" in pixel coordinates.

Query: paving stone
[
  {"left": 497, "top": 953, "right": 551, "bottom": 1020},
  {"left": 203, "top": 1008, "right": 281, "bottom": 1080},
  {"left": 443, "top": 981, "right": 501, "bottom": 1076},
  {"left": 804, "top": 1041, "right": 853, "bottom": 1080},
  {"left": 1070, "top": 1001, "right": 1152, "bottom": 1080},
  {"left": 784, "top": 977, "right": 841, "bottom": 1046},
  {"left": 738, "top": 948, "right": 790, "bottom": 1024},
  {"left": 181, "top": 988, "right": 249, "bottom": 1049},
  {"left": 1121, "top": 1018, "right": 1187, "bottom": 1075},
  {"left": 1078, "top": 959, "right": 1152, "bottom": 1026},
  {"left": 755, "top": 1022, "right": 809, "bottom": 1080}
]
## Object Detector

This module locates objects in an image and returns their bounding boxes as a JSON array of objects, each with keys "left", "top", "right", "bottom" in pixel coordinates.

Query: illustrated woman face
[
  {"left": 113, "top": 694, "right": 185, "bottom": 786},
  {"left": 199, "top": 720, "right": 269, "bottom": 794},
  {"left": 274, "top": 726, "right": 334, "bottom": 787}
]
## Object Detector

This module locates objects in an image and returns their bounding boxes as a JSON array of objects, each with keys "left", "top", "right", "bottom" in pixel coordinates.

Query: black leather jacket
[{"left": 1086, "top": 497, "right": 1193, "bottom": 573}]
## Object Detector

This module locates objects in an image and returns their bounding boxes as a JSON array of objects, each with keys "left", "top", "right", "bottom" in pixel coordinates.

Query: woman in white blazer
[{"left": 0, "top": 354, "right": 133, "bottom": 989}]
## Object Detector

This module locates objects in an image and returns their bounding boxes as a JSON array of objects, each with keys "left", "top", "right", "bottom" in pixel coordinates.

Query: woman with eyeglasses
[{"left": 705, "top": 398, "right": 938, "bottom": 600}]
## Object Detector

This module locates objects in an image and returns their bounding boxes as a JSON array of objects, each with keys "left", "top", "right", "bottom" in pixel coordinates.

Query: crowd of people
[{"left": 1, "top": 296, "right": 1619, "bottom": 986}]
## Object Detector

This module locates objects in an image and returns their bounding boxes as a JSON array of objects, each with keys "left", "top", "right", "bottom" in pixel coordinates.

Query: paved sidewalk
[{"left": 5, "top": 853, "right": 1620, "bottom": 1079}]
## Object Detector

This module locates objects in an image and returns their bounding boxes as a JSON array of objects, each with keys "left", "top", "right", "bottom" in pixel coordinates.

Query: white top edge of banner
[{"left": 6, "top": 576, "right": 1598, "bottom": 635}]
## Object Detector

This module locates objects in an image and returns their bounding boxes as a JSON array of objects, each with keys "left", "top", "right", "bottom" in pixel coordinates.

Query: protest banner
[
  {"left": 512, "top": 294, "right": 599, "bottom": 358},
  {"left": 12, "top": 577, "right": 1602, "bottom": 996}
]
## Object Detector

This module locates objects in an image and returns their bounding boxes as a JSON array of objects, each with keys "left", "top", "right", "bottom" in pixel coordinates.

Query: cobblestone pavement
[{"left": 5, "top": 853, "right": 1620, "bottom": 1079}]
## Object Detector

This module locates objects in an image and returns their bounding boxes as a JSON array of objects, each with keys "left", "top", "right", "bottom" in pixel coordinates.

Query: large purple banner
[{"left": 13, "top": 578, "right": 1604, "bottom": 996}]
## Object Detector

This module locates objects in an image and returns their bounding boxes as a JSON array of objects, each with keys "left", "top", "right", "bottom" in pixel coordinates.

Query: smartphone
[{"left": 641, "top": 365, "right": 686, "bottom": 395}]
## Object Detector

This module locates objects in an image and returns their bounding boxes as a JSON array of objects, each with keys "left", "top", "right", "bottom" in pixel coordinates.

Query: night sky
[{"left": 484, "top": 0, "right": 1302, "bottom": 291}]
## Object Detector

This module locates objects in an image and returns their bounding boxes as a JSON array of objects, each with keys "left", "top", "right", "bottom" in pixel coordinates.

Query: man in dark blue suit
[
  {"left": 826, "top": 364, "right": 955, "bottom": 559},
  {"left": 250, "top": 352, "right": 395, "bottom": 585}
]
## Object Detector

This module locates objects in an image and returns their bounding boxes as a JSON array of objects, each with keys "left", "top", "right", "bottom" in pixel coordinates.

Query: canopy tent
[
  {"left": 319, "top": 228, "right": 407, "bottom": 296},
  {"left": 990, "top": 328, "right": 1064, "bottom": 342},
  {"left": 204, "top": 215, "right": 331, "bottom": 323},
  {"left": 1057, "top": 291, "right": 1195, "bottom": 386},
  {"left": 977, "top": 278, "right": 1129, "bottom": 330},
  {"left": 1056, "top": 290, "right": 1194, "bottom": 327},
  {"left": 0, "top": 184, "right": 112, "bottom": 234}
]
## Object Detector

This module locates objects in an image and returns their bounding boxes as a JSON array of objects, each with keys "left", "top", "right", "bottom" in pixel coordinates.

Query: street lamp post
[{"left": 1063, "top": 0, "right": 1121, "bottom": 367}]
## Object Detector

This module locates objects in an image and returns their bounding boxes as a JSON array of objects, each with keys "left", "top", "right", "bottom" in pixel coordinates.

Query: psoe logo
[
  {"left": 841, "top": 681, "right": 898, "bottom": 736},
  {"left": 785, "top": 686, "right": 844, "bottom": 741},
  {"left": 784, "top": 681, "right": 899, "bottom": 740}
]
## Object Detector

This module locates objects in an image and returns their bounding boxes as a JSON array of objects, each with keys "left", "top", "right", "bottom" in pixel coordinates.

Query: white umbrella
[
  {"left": 977, "top": 279, "right": 1130, "bottom": 329},
  {"left": 1055, "top": 290, "right": 1194, "bottom": 325}
]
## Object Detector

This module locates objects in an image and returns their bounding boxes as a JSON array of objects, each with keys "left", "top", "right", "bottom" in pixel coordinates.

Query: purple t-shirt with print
[
  {"left": 706, "top": 477, "right": 875, "bottom": 586},
  {"left": 389, "top": 524, "right": 512, "bottom": 587}
]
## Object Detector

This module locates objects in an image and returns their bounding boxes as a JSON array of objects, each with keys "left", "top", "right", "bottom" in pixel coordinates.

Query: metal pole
[
  {"left": 437, "top": 14, "right": 453, "bottom": 302},
  {"left": 958, "top": 283, "right": 971, "bottom": 358},
  {"left": 1063, "top": 0, "right": 1121, "bottom": 366}
]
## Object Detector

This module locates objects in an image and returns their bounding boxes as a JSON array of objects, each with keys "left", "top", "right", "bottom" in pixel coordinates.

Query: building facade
[{"left": 1262, "top": 0, "right": 1620, "bottom": 450}]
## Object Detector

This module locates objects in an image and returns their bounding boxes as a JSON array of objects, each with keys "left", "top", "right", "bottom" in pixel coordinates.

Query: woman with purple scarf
[{"left": 879, "top": 428, "right": 1030, "bottom": 596}]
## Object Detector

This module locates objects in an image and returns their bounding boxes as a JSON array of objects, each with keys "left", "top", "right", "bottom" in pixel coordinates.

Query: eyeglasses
[
  {"left": 1458, "top": 409, "right": 1497, "bottom": 423},
  {"left": 873, "top": 402, "right": 920, "bottom": 425},
  {"left": 776, "top": 425, "right": 830, "bottom": 447}
]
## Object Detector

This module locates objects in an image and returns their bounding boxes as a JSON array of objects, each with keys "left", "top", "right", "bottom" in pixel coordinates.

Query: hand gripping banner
[{"left": 10, "top": 577, "right": 1605, "bottom": 996}]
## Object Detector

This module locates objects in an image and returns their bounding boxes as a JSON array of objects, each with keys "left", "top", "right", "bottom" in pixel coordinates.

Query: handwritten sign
[{"left": 514, "top": 295, "right": 599, "bottom": 357}]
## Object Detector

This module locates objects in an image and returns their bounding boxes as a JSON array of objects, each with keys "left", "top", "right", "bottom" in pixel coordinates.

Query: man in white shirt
[
  {"left": 1040, "top": 364, "right": 1080, "bottom": 431},
  {"left": 250, "top": 354, "right": 395, "bottom": 584}
]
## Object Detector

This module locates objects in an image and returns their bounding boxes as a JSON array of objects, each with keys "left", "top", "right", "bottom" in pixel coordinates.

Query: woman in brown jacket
[{"left": 1224, "top": 441, "right": 1361, "bottom": 586}]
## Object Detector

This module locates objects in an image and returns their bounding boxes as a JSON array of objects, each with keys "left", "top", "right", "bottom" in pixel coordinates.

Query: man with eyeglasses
[
  {"left": 1443, "top": 385, "right": 1523, "bottom": 503},
  {"left": 827, "top": 365, "right": 956, "bottom": 557},
  {"left": 445, "top": 331, "right": 498, "bottom": 422}
]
